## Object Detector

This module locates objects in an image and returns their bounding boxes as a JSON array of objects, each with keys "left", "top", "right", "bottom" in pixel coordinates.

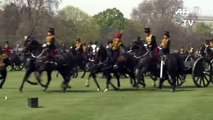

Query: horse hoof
[
  {"left": 19, "top": 89, "right": 23, "bottom": 92},
  {"left": 68, "top": 85, "right": 71, "bottom": 89},
  {"left": 97, "top": 88, "right": 101, "bottom": 92},
  {"left": 135, "top": 85, "right": 139, "bottom": 90},
  {"left": 85, "top": 84, "right": 90, "bottom": 87},
  {"left": 104, "top": 89, "right": 108, "bottom": 92},
  {"left": 171, "top": 89, "right": 175, "bottom": 92}
]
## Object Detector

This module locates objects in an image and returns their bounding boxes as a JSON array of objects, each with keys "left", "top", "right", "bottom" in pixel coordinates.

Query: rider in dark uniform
[
  {"left": 160, "top": 31, "right": 170, "bottom": 55},
  {"left": 45, "top": 28, "right": 56, "bottom": 59},
  {"left": 179, "top": 46, "right": 185, "bottom": 55},
  {"left": 189, "top": 46, "right": 195, "bottom": 55},
  {"left": 2, "top": 41, "right": 11, "bottom": 57},
  {"left": 0, "top": 41, "right": 10, "bottom": 67},
  {"left": 111, "top": 32, "right": 125, "bottom": 69},
  {"left": 144, "top": 28, "right": 158, "bottom": 57},
  {"left": 75, "top": 38, "right": 83, "bottom": 53}
]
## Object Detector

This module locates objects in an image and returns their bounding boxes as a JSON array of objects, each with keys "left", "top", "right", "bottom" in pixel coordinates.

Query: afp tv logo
[{"left": 175, "top": 7, "right": 201, "bottom": 26}]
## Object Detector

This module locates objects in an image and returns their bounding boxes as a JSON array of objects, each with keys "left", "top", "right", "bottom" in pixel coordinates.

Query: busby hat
[
  {"left": 76, "top": 38, "right": 81, "bottom": 42},
  {"left": 4, "top": 41, "right": 9, "bottom": 44},
  {"left": 144, "top": 28, "right": 150, "bottom": 33},
  {"left": 164, "top": 31, "right": 170, "bottom": 37},
  {"left": 48, "top": 28, "right": 55, "bottom": 35}
]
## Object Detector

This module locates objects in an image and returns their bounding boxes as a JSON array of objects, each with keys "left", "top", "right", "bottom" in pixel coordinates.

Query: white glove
[{"left": 42, "top": 44, "right": 47, "bottom": 48}]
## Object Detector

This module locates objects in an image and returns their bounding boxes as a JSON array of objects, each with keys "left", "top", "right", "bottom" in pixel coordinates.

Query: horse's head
[
  {"left": 23, "top": 36, "right": 40, "bottom": 52},
  {"left": 88, "top": 44, "right": 99, "bottom": 60},
  {"left": 129, "top": 39, "right": 147, "bottom": 56},
  {"left": 69, "top": 44, "right": 77, "bottom": 55}
]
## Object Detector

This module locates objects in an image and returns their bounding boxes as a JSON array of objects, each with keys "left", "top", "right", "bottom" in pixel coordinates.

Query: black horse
[
  {"left": 87, "top": 44, "right": 137, "bottom": 92},
  {"left": 69, "top": 44, "right": 88, "bottom": 78},
  {"left": 135, "top": 43, "right": 185, "bottom": 91},
  {"left": 19, "top": 37, "right": 76, "bottom": 92}
]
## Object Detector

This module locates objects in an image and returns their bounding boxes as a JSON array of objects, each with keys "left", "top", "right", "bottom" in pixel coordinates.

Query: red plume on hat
[{"left": 116, "top": 33, "right": 122, "bottom": 38}]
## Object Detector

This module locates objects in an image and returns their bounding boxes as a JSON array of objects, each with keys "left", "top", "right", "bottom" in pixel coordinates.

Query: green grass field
[{"left": 0, "top": 70, "right": 213, "bottom": 120}]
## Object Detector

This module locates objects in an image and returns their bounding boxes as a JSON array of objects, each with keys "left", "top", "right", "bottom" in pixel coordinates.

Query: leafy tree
[
  {"left": 93, "top": 8, "right": 127, "bottom": 41},
  {"left": 196, "top": 22, "right": 213, "bottom": 37},
  {"left": 57, "top": 6, "right": 100, "bottom": 44},
  {"left": 122, "top": 20, "right": 144, "bottom": 44}
]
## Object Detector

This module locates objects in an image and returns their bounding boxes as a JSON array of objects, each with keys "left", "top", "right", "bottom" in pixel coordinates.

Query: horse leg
[
  {"left": 135, "top": 68, "right": 146, "bottom": 88},
  {"left": 91, "top": 73, "right": 101, "bottom": 91},
  {"left": 59, "top": 68, "right": 72, "bottom": 92},
  {"left": 74, "top": 69, "right": 78, "bottom": 78},
  {"left": 104, "top": 73, "right": 111, "bottom": 92},
  {"left": 159, "top": 78, "right": 164, "bottom": 89},
  {"left": 58, "top": 70, "right": 69, "bottom": 92},
  {"left": 81, "top": 70, "right": 86, "bottom": 78},
  {"left": 114, "top": 72, "right": 120, "bottom": 89},
  {"left": 105, "top": 73, "right": 117, "bottom": 92},
  {"left": 34, "top": 72, "right": 46, "bottom": 88},
  {"left": 43, "top": 71, "right": 52, "bottom": 91},
  {"left": 61, "top": 74, "right": 68, "bottom": 92},
  {"left": 10, "top": 63, "right": 15, "bottom": 71},
  {"left": 85, "top": 73, "right": 92, "bottom": 87},
  {"left": 0, "top": 69, "right": 7, "bottom": 89},
  {"left": 128, "top": 70, "right": 137, "bottom": 88},
  {"left": 170, "top": 74, "right": 176, "bottom": 92},
  {"left": 19, "top": 69, "right": 33, "bottom": 92}
]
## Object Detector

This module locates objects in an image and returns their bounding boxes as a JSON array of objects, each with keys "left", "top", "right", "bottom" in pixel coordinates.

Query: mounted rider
[
  {"left": 0, "top": 41, "right": 11, "bottom": 67},
  {"left": 44, "top": 28, "right": 56, "bottom": 59},
  {"left": 144, "top": 28, "right": 158, "bottom": 57},
  {"left": 75, "top": 38, "right": 83, "bottom": 53},
  {"left": 111, "top": 32, "right": 125, "bottom": 68},
  {"left": 2, "top": 41, "right": 11, "bottom": 57},
  {"left": 159, "top": 31, "right": 170, "bottom": 55},
  {"left": 179, "top": 46, "right": 185, "bottom": 55},
  {"left": 189, "top": 46, "right": 195, "bottom": 55},
  {"left": 106, "top": 39, "right": 113, "bottom": 57}
]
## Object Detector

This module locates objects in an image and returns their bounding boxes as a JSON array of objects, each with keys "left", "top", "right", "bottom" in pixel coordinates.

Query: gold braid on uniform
[
  {"left": 161, "top": 38, "right": 169, "bottom": 48},
  {"left": 112, "top": 38, "right": 122, "bottom": 50},
  {"left": 146, "top": 34, "right": 153, "bottom": 48},
  {"left": 76, "top": 42, "right": 82, "bottom": 49}
]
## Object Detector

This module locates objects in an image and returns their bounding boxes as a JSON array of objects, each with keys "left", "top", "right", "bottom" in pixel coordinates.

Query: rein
[
  {"left": 99, "top": 57, "right": 109, "bottom": 65},
  {"left": 134, "top": 50, "right": 149, "bottom": 59},
  {"left": 31, "top": 49, "right": 45, "bottom": 59}
]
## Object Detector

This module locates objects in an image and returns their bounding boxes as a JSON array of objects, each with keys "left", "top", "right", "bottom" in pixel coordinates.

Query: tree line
[{"left": 0, "top": 0, "right": 212, "bottom": 49}]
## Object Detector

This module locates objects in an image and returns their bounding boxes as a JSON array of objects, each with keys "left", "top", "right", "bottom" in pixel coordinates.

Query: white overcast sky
[{"left": 59, "top": 0, "right": 213, "bottom": 18}]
